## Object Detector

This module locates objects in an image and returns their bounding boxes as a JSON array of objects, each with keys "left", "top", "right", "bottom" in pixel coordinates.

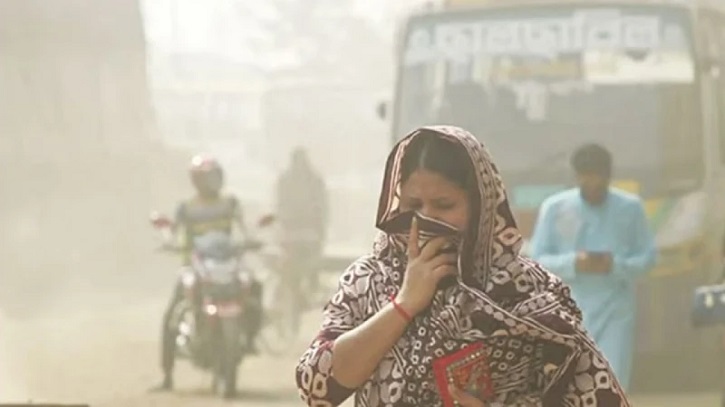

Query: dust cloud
[
  {"left": 0, "top": 1, "right": 720, "bottom": 406},
  {"left": 0, "top": 0, "right": 189, "bottom": 403},
  {"left": 0, "top": 0, "right": 400, "bottom": 404}
]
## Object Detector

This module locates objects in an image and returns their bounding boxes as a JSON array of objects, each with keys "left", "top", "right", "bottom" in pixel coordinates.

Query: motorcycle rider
[{"left": 152, "top": 154, "right": 262, "bottom": 392}]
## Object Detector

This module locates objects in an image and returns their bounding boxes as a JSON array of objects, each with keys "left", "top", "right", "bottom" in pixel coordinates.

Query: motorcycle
[{"left": 149, "top": 211, "right": 274, "bottom": 398}]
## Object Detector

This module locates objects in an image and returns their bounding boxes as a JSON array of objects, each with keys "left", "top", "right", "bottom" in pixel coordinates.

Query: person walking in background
[
  {"left": 529, "top": 143, "right": 657, "bottom": 392},
  {"left": 275, "top": 147, "right": 329, "bottom": 305}
]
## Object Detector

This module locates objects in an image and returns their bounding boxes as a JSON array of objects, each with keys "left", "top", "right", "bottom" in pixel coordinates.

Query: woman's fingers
[
  {"left": 407, "top": 217, "right": 420, "bottom": 260},
  {"left": 427, "top": 253, "right": 458, "bottom": 270},
  {"left": 433, "top": 264, "right": 458, "bottom": 281},
  {"left": 419, "top": 236, "right": 451, "bottom": 261},
  {"left": 448, "top": 385, "right": 487, "bottom": 407}
]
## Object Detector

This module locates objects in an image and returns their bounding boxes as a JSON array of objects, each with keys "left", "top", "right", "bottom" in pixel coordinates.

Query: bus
[{"left": 382, "top": 0, "right": 725, "bottom": 391}]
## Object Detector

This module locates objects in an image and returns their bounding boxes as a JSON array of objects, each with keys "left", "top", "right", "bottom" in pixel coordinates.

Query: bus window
[{"left": 396, "top": 4, "right": 703, "bottom": 196}]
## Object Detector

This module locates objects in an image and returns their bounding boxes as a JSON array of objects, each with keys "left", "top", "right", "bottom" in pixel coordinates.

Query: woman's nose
[{"left": 418, "top": 206, "right": 439, "bottom": 220}]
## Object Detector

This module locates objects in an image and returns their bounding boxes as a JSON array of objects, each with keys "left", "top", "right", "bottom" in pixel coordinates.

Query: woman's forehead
[{"left": 401, "top": 169, "right": 467, "bottom": 197}]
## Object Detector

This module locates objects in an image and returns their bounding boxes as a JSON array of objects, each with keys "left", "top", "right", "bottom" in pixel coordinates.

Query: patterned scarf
[{"left": 365, "top": 126, "right": 629, "bottom": 406}]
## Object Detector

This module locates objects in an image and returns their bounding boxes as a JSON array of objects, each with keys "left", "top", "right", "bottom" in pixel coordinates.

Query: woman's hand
[
  {"left": 449, "top": 385, "right": 487, "bottom": 407},
  {"left": 396, "top": 218, "right": 458, "bottom": 317}
]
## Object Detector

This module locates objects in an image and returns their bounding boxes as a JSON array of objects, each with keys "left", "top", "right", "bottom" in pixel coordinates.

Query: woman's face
[{"left": 399, "top": 169, "right": 471, "bottom": 233}]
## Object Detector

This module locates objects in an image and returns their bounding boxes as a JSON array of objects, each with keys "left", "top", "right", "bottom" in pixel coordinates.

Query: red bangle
[{"left": 389, "top": 295, "right": 413, "bottom": 323}]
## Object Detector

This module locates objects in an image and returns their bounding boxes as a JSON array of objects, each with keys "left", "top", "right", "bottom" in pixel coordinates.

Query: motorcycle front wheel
[{"left": 212, "top": 315, "right": 242, "bottom": 399}]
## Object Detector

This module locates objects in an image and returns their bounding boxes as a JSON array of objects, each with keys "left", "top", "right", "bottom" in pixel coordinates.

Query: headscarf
[
  {"left": 368, "top": 126, "right": 628, "bottom": 405},
  {"left": 376, "top": 126, "right": 532, "bottom": 297}
]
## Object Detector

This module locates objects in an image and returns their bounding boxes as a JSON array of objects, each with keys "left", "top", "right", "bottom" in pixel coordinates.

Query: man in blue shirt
[{"left": 529, "top": 143, "right": 657, "bottom": 392}]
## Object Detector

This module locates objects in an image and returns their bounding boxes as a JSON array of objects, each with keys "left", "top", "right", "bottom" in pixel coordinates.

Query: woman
[{"left": 295, "top": 126, "right": 629, "bottom": 406}]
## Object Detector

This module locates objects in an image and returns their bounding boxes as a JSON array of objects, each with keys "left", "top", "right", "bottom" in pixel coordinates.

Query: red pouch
[{"left": 433, "top": 342, "right": 494, "bottom": 407}]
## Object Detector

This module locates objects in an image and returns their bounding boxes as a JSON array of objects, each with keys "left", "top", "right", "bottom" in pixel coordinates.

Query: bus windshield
[{"left": 396, "top": 4, "right": 703, "bottom": 197}]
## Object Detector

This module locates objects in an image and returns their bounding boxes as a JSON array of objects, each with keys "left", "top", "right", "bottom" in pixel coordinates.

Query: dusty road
[
  {"left": 0, "top": 297, "right": 304, "bottom": 407},
  {"left": 0, "top": 275, "right": 719, "bottom": 407}
]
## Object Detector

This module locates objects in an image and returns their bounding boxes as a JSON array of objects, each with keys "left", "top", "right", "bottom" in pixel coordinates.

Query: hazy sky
[{"left": 141, "top": 0, "right": 427, "bottom": 57}]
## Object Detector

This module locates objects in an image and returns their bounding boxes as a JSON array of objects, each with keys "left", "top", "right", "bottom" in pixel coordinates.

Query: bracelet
[{"left": 389, "top": 295, "right": 413, "bottom": 323}]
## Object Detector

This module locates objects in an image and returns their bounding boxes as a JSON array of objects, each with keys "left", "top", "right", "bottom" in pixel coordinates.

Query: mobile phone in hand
[
  {"left": 585, "top": 251, "right": 612, "bottom": 273},
  {"left": 586, "top": 251, "right": 611, "bottom": 260}
]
